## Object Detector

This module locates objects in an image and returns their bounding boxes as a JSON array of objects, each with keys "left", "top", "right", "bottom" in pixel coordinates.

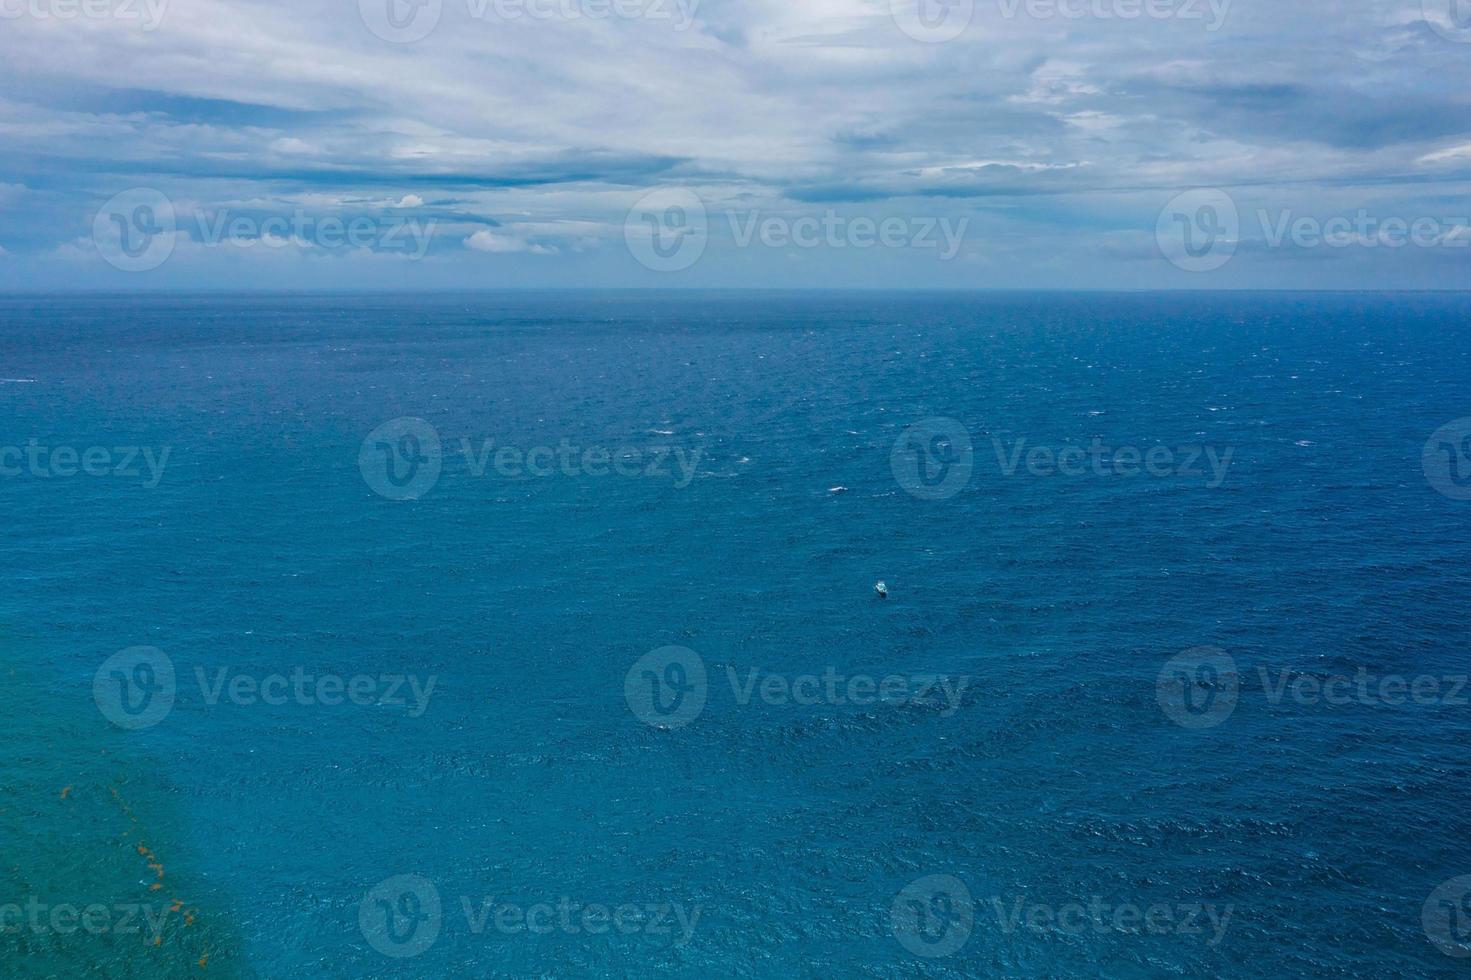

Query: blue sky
[{"left": 2, "top": 0, "right": 1471, "bottom": 289}]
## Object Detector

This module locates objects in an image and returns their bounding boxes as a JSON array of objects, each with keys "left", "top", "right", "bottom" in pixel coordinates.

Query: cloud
[
  {"left": 0, "top": 0, "right": 1469, "bottom": 288},
  {"left": 464, "top": 230, "right": 558, "bottom": 255},
  {"left": 1418, "top": 144, "right": 1471, "bottom": 167},
  {"left": 269, "top": 137, "right": 320, "bottom": 156}
]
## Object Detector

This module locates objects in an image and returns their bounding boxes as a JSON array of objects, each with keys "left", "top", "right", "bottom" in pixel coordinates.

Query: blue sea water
[{"left": 3, "top": 290, "right": 1471, "bottom": 978}]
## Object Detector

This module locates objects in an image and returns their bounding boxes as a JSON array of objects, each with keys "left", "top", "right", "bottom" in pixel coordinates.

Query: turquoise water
[{"left": 4, "top": 291, "right": 1471, "bottom": 977}]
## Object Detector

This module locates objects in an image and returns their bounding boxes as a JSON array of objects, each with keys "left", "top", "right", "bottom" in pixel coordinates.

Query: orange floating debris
[{"left": 59, "top": 786, "right": 72, "bottom": 800}]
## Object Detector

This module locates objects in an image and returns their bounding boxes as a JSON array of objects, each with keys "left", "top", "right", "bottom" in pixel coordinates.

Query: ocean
[{"left": 3, "top": 290, "right": 1470, "bottom": 977}]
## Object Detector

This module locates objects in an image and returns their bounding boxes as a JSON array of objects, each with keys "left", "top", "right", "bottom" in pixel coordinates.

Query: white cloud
[
  {"left": 464, "top": 230, "right": 557, "bottom": 255},
  {"left": 269, "top": 137, "right": 319, "bottom": 155},
  {"left": 1418, "top": 144, "right": 1471, "bottom": 166},
  {"left": 1, "top": 0, "right": 1469, "bottom": 287}
]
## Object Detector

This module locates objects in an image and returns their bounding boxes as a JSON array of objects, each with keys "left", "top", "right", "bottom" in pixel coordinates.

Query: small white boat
[{"left": 874, "top": 581, "right": 889, "bottom": 599}]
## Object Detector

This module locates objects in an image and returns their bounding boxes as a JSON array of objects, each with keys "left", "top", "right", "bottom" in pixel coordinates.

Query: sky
[{"left": 1, "top": 0, "right": 1470, "bottom": 289}]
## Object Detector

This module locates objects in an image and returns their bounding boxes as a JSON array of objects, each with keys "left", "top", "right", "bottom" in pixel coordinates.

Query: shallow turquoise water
[{"left": 4, "top": 291, "right": 1471, "bottom": 977}]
